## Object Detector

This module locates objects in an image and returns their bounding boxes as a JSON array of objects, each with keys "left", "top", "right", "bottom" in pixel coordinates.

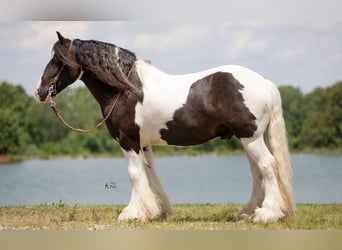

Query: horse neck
[{"left": 81, "top": 73, "right": 119, "bottom": 108}]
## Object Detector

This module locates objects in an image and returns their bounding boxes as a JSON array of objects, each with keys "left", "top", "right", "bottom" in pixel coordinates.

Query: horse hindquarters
[
  {"left": 118, "top": 147, "right": 171, "bottom": 221},
  {"left": 241, "top": 82, "right": 295, "bottom": 222}
]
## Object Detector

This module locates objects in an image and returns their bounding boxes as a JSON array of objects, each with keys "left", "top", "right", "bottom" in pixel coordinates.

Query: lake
[{"left": 0, "top": 154, "right": 341, "bottom": 206}]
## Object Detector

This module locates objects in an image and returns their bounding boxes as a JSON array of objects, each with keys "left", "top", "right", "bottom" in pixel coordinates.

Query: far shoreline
[{"left": 1, "top": 148, "right": 341, "bottom": 164}]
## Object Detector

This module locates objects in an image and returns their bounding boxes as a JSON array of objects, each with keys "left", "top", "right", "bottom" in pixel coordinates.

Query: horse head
[{"left": 35, "top": 32, "right": 83, "bottom": 102}]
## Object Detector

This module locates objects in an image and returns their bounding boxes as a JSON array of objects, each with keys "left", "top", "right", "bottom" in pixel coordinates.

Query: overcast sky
[{"left": 0, "top": 21, "right": 341, "bottom": 95}]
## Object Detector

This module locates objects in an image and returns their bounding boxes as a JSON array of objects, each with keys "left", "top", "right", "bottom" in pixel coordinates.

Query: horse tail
[{"left": 267, "top": 82, "right": 295, "bottom": 217}]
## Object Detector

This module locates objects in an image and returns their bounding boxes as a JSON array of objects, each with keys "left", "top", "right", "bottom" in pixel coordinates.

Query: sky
[{"left": 0, "top": 21, "right": 342, "bottom": 96}]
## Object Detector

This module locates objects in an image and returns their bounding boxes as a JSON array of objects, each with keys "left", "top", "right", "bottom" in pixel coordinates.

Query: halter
[
  {"left": 46, "top": 40, "right": 138, "bottom": 133},
  {"left": 47, "top": 65, "right": 83, "bottom": 107}
]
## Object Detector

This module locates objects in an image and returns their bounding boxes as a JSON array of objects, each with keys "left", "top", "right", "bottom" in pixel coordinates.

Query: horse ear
[{"left": 56, "top": 31, "right": 67, "bottom": 44}]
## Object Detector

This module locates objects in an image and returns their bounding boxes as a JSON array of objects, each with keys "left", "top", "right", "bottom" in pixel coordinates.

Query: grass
[{"left": 0, "top": 203, "right": 341, "bottom": 230}]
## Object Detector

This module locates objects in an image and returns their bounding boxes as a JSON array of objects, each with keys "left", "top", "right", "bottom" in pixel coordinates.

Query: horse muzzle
[{"left": 35, "top": 88, "right": 51, "bottom": 103}]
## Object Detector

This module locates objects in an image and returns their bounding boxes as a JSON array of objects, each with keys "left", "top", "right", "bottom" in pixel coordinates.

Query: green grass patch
[{"left": 0, "top": 204, "right": 341, "bottom": 230}]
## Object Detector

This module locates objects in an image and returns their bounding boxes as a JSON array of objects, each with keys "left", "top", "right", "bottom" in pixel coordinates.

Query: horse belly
[{"left": 160, "top": 120, "right": 229, "bottom": 146}]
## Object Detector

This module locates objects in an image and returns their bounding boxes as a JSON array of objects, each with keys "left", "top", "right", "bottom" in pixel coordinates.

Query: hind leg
[
  {"left": 241, "top": 136, "right": 285, "bottom": 222},
  {"left": 238, "top": 152, "right": 264, "bottom": 220}
]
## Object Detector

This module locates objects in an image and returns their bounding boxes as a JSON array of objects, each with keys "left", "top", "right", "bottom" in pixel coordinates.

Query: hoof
[
  {"left": 117, "top": 205, "right": 170, "bottom": 222},
  {"left": 238, "top": 212, "right": 252, "bottom": 221},
  {"left": 252, "top": 207, "right": 284, "bottom": 223},
  {"left": 117, "top": 206, "right": 147, "bottom": 222},
  {"left": 238, "top": 205, "right": 256, "bottom": 220}
]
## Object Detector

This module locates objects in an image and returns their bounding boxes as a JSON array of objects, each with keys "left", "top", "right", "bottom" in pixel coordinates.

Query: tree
[
  {"left": 0, "top": 82, "right": 33, "bottom": 154},
  {"left": 0, "top": 108, "right": 24, "bottom": 154},
  {"left": 301, "top": 82, "right": 342, "bottom": 149},
  {"left": 1, "top": 79, "right": 341, "bottom": 157},
  {"left": 278, "top": 86, "right": 305, "bottom": 149},
  {"left": 25, "top": 102, "right": 69, "bottom": 147},
  {"left": 0, "top": 81, "right": 32, "bottom": 116}
]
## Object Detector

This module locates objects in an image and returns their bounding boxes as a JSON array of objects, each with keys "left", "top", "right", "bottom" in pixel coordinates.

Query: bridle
[
  {"left": 46, "top": 40, "right": 137, "bottom": 133},
  {"left": 47, "top": 64, "right": 83, "bottom": 106},
  {"left": 48, "top": 40, "right": 77, "bottom": 101}
]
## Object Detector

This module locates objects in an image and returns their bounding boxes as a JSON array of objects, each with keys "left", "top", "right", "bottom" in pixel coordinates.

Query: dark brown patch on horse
[{"left": 160, "top": 72, "right": 257, "bottom": 146}]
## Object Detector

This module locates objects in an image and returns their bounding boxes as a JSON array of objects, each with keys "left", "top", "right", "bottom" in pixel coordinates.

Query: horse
[{"left": 35, "top": 32, "right": 295, "bottom": 223}]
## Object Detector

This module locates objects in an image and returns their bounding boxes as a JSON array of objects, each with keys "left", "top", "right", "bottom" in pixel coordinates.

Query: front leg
[
  {"left": 142, "top": 146, "right": 172, "bottom": 217},
  {"left": 118, "top": 147, "right": 171, "bottom": 221}
]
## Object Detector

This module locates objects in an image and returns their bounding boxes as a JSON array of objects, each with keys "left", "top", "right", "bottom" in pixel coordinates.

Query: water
[{"left": 0, "top": 154, "right": 341, "bottom": 206}]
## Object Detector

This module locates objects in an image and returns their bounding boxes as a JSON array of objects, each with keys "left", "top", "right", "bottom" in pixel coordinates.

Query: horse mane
[{"left": 53, "top": 39, "right": 138, "bottom": 90}]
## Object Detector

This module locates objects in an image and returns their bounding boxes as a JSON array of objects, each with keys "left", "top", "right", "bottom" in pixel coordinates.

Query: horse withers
[{"left": 36, "top": 32, "right": 295, "bottom": 223}]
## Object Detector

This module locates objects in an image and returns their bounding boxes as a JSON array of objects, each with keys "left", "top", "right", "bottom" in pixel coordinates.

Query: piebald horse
[{"left": 36, "top": 32, "right": 295, "bottom": 222}]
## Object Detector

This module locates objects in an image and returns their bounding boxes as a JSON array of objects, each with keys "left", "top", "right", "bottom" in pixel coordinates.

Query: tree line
[{"left": 0, "top": 80, "right": 341, "bottom": 158}]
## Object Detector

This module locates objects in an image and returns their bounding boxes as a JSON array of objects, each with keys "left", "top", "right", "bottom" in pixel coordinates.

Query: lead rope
[{"left": 49, "top": 90, "right": 122, "bottom": 133}]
